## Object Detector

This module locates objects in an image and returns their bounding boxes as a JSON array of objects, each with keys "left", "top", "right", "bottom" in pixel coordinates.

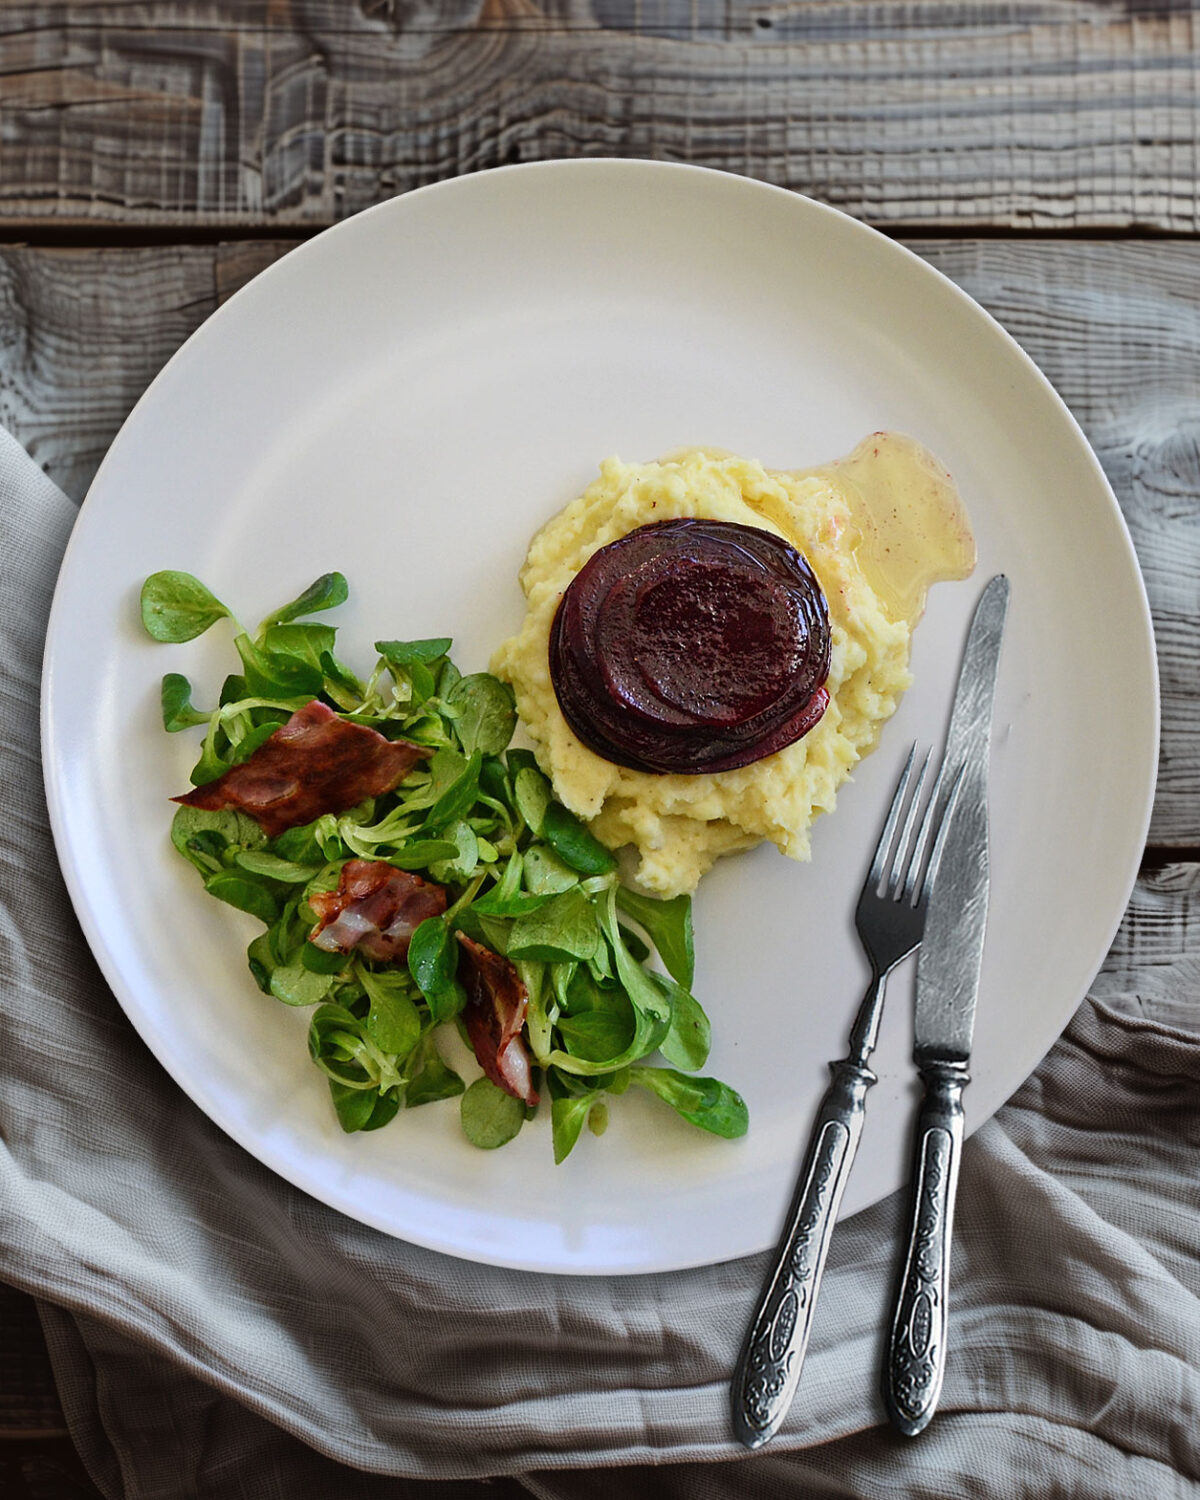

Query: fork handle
[
  {"left": 883, "top": 1058, "right": 968, "bottom": 1437},
  {"left": 731, "top": 1055, "right": 875, "bottom": 1449}
]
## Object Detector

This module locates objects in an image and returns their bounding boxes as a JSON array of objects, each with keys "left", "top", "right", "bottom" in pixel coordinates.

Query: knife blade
[{"left": 883, "top": 572, "right": 1009, "bottom": 1437}]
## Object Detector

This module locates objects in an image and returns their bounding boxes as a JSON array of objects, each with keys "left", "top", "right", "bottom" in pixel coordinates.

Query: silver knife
[{"left": 883, "top": 572, "right": 1009, "bottom": 1436}]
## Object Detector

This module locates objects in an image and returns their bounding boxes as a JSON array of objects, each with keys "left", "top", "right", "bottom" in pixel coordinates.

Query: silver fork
[{"left": 731, "top": 745, "right": 964, "bottom": 1450}]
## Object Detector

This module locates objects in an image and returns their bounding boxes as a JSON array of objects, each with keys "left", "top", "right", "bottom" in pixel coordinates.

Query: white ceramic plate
[{"left": 42, "top": 161, "right": 1157, "bottom": 1275}]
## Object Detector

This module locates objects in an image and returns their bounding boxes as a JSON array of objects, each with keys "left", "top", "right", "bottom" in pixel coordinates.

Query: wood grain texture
[
  {"left": 2, "top": 2, "right": 1199, "bottom": 231},
  {"left": 1093, "top": 862, "right": 1200, "bottom": 1031},
  {"left": 0, "top": 234, "right": 1195, "bottom": 837}
]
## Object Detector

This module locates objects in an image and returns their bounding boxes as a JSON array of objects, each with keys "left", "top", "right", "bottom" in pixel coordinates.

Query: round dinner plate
[{"left": 42, "top": 161, "right": 1158, "bottom": 1275}]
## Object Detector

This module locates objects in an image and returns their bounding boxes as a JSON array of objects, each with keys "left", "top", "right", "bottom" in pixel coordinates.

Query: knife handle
[
  {"left": 731, "top": 1056, "right": 875, "bottom": 1449},
  {"left": 883, "top": 1058, "right": 969, "bottom": 1437}
]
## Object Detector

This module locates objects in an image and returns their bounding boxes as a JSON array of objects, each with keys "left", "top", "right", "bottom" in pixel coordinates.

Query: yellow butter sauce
[{"left": 798, "top": 432, "right": 976, "bottom": 627}]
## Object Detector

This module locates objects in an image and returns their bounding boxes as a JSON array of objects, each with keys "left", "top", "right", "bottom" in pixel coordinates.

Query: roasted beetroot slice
[
  {"left": 692, "top": 687, "right": 831, "bottom": 772},
  {"left": 549, "top": 519, "right": 831, "bottom": 775},
  {"left": 596, "top": 533, "right": 807, "bottom": 727}
]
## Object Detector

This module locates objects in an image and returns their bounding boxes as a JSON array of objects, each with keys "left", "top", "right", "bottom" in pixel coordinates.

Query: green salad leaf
[
  {"left": 461, "top": 1077, "right": 525, "bottom": 1149},
  {"left": 141, "top": 571, "right": 232, "bottom": 643},
  {"left": 260, "top": 572, "right": 349, "bottom": 629}
]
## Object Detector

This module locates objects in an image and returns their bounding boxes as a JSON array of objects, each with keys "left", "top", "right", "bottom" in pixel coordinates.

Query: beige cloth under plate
[{"left": 2, "top": 424, "right": 1198, "bottom": 1498}]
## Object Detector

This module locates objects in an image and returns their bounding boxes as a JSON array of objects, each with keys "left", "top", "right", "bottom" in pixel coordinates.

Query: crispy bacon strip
[
  {"left": 174, "top": 700, "right": 429, "bottom": 838},
  {"left": 308, "top": 859, "right": 447, "bottom": 964},
  {"left": 456, "top": 934, "right": 539, "bottom": 1107}
]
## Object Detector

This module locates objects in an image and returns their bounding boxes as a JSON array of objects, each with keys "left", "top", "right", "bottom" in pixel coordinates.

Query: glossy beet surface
[{"left": 549, "top": 519, "right": 831, "bottom": 773}]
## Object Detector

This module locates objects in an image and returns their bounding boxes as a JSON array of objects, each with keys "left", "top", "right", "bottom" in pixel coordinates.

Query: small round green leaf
[
  {"left": 268, "top": 964, "right": 333, "bottom": 1007},
  {"left": 447, "top": 674, "right": 517, "bottom": 757},
  {"left": 203, "top": 872, "right": 279, "bottom": 924},
  {"left": 541, "top": 802, "right": 617, "bottom": 875},
  {"left": 460, "top": 1077, "right": 525, "bottom": 1149},
  {"left": 551, "top": 1092, "right": 594, "bottom": 1164},
  {"left": 140, "top": 571, "right": 230, "bottom": 642}
]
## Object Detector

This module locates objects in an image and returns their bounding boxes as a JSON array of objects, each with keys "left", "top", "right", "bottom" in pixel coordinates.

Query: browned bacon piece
[
  {"left": 456, "top": 934, "right": 539, "bottom": 1107},
  {"left": 307, "top": 859, "right": 447, "bottom": 963},
  {"left": 174, "top": 700, "right": 430, "bottom": 838}
]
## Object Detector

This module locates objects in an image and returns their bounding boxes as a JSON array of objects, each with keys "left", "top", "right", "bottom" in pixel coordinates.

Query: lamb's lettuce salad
[{"left": 140, "top": 569, "right": 748, "bottom": 1161}]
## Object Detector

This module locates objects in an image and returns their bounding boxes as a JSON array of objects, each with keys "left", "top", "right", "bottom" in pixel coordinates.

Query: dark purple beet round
[{"left": 549, "top": 518, "right": 831, "bottom": 774}]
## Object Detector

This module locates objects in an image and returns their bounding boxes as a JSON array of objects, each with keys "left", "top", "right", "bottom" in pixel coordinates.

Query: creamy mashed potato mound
[{"left": 490, "top": 448, "right": 915, "bottom": 898}]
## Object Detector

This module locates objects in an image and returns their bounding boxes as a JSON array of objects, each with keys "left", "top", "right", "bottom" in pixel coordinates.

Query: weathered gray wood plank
[
  {"left": 0, "top": 235, "right": 1196, "bottom": 838},
  {"left": 1093, "top": 863, "right": 1200, "bottom": 1032},
  {"left": 1, "top": 3, "right": 1199, "bottom": 230}
]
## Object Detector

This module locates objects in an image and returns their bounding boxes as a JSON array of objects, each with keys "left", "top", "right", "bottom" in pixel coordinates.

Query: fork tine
[
  {"left": 888, "top": 749, "right": 933, "bottom": 898},
  {"left": 866, "top": 744, "right": 917, "bottom": 893},
  {"left": 913, "top": 761, "right": 967, "bottom": 905},
  {"left": 899, "top": 751, "right": 950, "bottom": 903}
]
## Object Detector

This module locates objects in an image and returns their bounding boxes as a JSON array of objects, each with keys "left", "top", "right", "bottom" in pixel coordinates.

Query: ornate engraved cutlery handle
[
  {"left": 883, "top": 1058, "right": 968, "bottom": 1437},
  {"left": 731, "top": 1057, "right": 874, "bottom": 1449}
]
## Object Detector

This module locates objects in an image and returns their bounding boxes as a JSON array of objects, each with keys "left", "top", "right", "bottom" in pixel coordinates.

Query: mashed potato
[{"left": 490, "top": 447, "right": 922, "bottom": 897}]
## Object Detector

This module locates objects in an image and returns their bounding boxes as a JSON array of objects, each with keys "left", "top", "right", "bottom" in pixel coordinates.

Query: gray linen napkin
[{"left": 3, "top": 423, "right": 1199, "bottom": 1498}]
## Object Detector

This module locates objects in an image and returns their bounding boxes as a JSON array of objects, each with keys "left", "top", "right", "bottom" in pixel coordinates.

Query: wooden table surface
[{"left": 2, "top": 3, "right": 1198, "bottom": 1494}]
